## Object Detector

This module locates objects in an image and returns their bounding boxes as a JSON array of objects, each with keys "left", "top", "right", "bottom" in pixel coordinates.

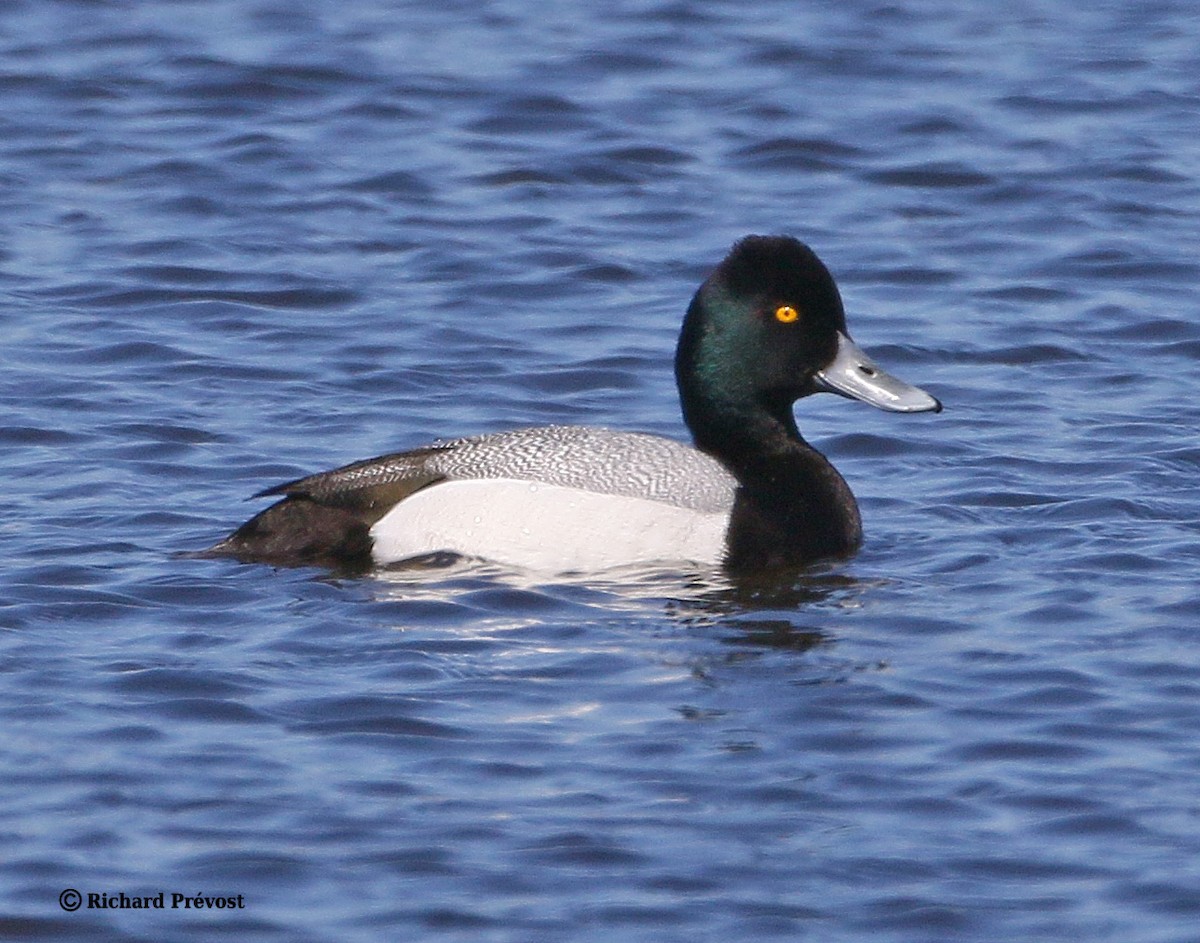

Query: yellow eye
[{"left": 774, "top": 305, "right": 800, "bottom": 323}]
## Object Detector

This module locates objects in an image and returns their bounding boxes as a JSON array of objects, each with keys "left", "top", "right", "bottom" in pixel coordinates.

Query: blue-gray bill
[{"left": 814, "top": 332, "right": 942, "bottom": 413}]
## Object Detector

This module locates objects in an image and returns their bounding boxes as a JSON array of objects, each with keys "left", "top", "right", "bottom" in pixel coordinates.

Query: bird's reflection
[{"left": 367, "top": 551, "right": 879, "bottom": 654}]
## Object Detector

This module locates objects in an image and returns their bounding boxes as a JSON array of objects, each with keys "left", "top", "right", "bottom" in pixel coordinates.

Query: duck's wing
[
  {"left": 256, "top": 444, "right": 450, "bottom": 514},
  {"left": 269, "top": 425, "right": 736, "bottom": 511}
]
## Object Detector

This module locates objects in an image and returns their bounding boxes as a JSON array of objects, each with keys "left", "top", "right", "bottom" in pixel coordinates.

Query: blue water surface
[{"left": 2, "top": 1, "right": 1200, "bottom": 941}]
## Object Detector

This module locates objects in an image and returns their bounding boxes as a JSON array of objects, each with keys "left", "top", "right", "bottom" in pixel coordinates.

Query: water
[{"left": 3, "top": 1, "right": 1200, "bottom": 940}]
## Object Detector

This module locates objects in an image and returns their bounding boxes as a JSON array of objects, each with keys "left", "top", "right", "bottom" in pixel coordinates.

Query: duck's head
[{"left": 676, "top": 235, "right": 940, "bottom": 449}]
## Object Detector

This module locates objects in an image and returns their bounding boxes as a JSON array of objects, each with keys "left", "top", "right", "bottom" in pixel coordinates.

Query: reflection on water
[{"left": 371, "top": 553, "right": 877, "bottom": 667}]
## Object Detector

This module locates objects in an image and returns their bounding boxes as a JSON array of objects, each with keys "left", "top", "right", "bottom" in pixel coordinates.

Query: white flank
[{"left": 370, "top": 478, "right": 728, "bottom": 573}]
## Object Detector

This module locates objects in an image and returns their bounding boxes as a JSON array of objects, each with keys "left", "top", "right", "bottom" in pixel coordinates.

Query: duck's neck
[
  {"left": 683, "top": 393, "right": 863, "bottom": 569},
  {"left": 683, "top": 387, "right": 800, "bottom": 457}
]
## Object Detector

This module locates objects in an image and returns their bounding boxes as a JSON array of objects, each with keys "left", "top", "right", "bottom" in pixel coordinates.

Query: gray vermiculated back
[{"left": 425, "top": 426, "right": 737, "bottom": 513}]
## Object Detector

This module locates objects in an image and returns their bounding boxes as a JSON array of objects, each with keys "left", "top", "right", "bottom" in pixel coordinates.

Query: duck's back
[{"left": 428, "top": 426, "right": 733, "bottom": 509}]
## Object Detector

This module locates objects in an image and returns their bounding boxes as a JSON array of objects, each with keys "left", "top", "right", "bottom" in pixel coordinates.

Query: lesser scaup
[{"left": 207, "top": 236, "right": 941, "bottom": 573}]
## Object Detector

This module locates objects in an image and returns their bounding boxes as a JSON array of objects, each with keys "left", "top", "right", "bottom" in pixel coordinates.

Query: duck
[{"left": 206, "top": 235, "right": 941, "bottom": 574}]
